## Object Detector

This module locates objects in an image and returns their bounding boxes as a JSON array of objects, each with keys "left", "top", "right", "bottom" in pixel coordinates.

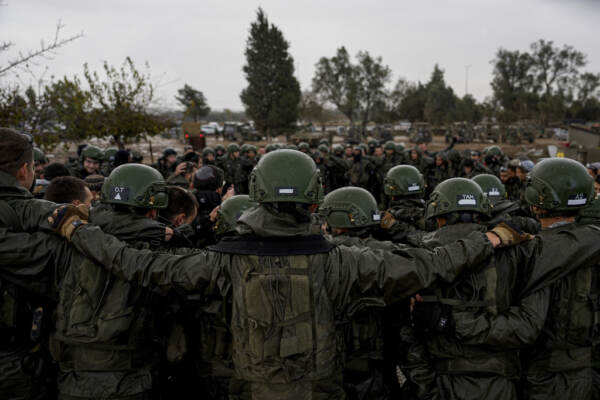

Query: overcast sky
[{"left": 1, "top": 0, "right": 599, "bottom": 111}]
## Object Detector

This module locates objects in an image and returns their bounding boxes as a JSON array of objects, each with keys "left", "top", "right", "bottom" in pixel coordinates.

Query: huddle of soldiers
[{"left": 1, "top": 125, "right": 600, "bottom": 400}]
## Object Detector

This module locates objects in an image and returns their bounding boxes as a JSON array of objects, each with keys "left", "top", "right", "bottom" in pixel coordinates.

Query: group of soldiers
[{"left": 2, "top": 125, "right": 600, "bottom": 400}]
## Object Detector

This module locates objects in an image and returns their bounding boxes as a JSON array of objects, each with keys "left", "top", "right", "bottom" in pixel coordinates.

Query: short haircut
[
  {"left": 0, "top": 127, "right": 34, "bottom": 176},
  {"left": 44, "top": 176, "right": 88, "bottom": 204},
  {"left": 43, "top": 163, "right": 71, "bottom": 181},
  {"left": 158, "top": 186, "right": 198, "bottom": 222}
]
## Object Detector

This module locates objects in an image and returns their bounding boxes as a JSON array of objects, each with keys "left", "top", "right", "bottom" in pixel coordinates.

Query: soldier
[
  {"left": 44, "top": 176, "right": 94, "bottom": 208},
  {"left": 71, "top": 145, "right": 103, "bottom": 179},
  {"left": 51, "top": 163, "right": 175, "bottom": 399},
  {"left": 59, "top": 149, "right": 520, "bottom": 400},
  {"left": 483, "top": 145, "right": 506, "bottom": 176},
  {"left": 504, "top": 160, "right": 523, "bottom": 201},
  {"left": 319, "top": 187, "right": 390, "bottom": 399},
  {"left": 33, "top": 147, "right": 48, "bottom": 179},
  {"left": 239, "top": 144, "right": 258, "bottom": 195},
  {"left": 152, "top": 148, "right": 178, "bottom": 179},
  {"left": 472, "top": 174, "right": 540, "bottom": 233},
  {"left": 408, "top": 162, "right": 600, "bottom": 400},
  {"left": 213, "top": 194, "right": 256, "bottom": 239},
  {"left": 328, "top": 144, "right": 350, "bottom": 190},
  {"left": 101, "top": 147, "right": 118, "bottom": 176},
  {"left": 520, "top": 158, "right": 600, "bottom": 400},
  {"left": 202, "top": 146, "right": 216, "bottom": 165},
  {"left": 214, "top": 144, "right": 226, "bottom": 159},
  {"left": 298, "top": 142, "right": 311, "bottom": 155},
  {"left": 346, "top": 146, "right": 373, "bottom": 190},
  {"left": 378, "top": 165, "right": 429, "bottom": 243},
  {"left": 426, "top": 152, "right": 453, "bottom": 197}
]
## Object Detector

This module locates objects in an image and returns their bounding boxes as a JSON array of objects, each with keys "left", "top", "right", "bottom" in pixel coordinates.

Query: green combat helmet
[
  {"left": 104, "top": 147, "right": 118, "bottom": 163},
  {"left": 215, "top": 144, "right": 226, "bottom": 153},
  {"left": 249, "top": 149, "right": 323, "bottom": 204},
  {"left": 100, "top": 164, "right": 168, "bottom": 208},
  {"left": 384, "top": 141, "right": 396, "bottom": 151},
  {"left": 298, "top": 142, "right": 310, "bottom": 152},
  {"left": 318, "top": 144, "right": 329, "bottom": 154},
  {"left": 265, "top": 144, "right": 277, "bottom": 153},
  {"left": 130, "top": 150, "right": 143, "bottom": 163},
  {"left": 82, "top": 145, "right": 104, "bottom": 161},
  {"left": 319, "top": 186, "right": 381, "bottom": 229},
  {"left": 485, "top": 145, "right": 503, "bottom": 157},
  {"left": 384, "top": 165, "right": 425, "bottom": 197},
  {"left": 33, "top": 147, "right": 48, "bottom": 164},
  {"left": 472, "top": 174, "right": 506, "bottom": 206},
  {"left": 227, "top": 143, "right": 240, "bottom": 153},
  {"left": 240, "top": 144, "right": 250, "bottom": 155},
  {"left": 319, "top": 138, "right": 329, "bottom": 146},
  {"left": 286, "top": 144, "right": 299, "bottom": 151},
  {"left": 214, "top": 195, "right": 257, "bottom": 236},
  {"left": 202, "top": 147, "right": 215, "bottom": 156},
  {"left": 426, "top": 177, "right": 490, "bottom": 219},
  {"left": 395, "top": 143, "right": 405, "bottom": 154},
  {"left": 524, "top": 158, "right": 594, "bottom": 212}
]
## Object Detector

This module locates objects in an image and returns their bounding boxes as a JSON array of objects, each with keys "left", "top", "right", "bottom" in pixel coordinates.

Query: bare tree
[{"left": 0, "top": 21, "right": 83, "bottom": 77}]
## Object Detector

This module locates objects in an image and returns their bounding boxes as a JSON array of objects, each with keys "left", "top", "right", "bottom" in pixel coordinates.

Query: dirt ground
[{"left": 45, "top": 133, "right": 561, "bottom": 165}]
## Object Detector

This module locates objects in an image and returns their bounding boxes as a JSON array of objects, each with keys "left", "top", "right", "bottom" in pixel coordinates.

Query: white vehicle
[{"left": 201, "top": 125, "right": 218, "bottom": 135}]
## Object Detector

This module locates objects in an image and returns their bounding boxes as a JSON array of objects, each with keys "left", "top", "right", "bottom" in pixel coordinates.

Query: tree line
[{"left": 2, "top": 8, "right": 600, "bottom": 146}]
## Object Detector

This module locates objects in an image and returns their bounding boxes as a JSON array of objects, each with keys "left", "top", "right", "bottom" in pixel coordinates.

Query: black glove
[{"left": 412, "top": 301, "right": 455, "bottom": 335}]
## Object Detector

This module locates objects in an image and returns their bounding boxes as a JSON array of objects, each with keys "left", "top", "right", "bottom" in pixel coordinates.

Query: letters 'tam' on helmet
[
  {"left": 214, "top": 195, "right": 257, "bottom": 235},
  {"left": 472, "top": 174, "right": 506, "bottom": 206},
  {"left": 426, "top": 177, "right": 490, "bottom": 219},
  {"left": 319, "top": 186, "right": 381, "bottom": 229},
  {"left": 101, "top": 164, "right": 168, "bottom": 208},
  {"left": 524, "top": 158, "right": 594, "bottom": 211},
  {"left": 249, "top": 149, "right": 323, "bottom": 204},
  {"left": 384, "top": 165, "right": 425, "bottom": 196}
]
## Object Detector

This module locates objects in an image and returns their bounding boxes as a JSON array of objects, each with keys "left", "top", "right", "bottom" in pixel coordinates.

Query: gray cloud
[{"left": 1, "top": 0, "right": 599, "bottom": 110}]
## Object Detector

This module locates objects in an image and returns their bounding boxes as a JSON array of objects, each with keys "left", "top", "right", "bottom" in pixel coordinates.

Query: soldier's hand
[
  {"left": 411, "top": 298, "right": 455, "bottom": 336},
  {"left": 489, "top": 222, "right": 534, "bottom": 248},
  {"left": 222, "top": 185, "right": 235, "bottom": 201},
  {"left": 209, "top": 206, "right": 220, "bottom": 222},
  {"left": 47, "top": 205, "right": 88, "bottom": 241},
  {"left": 174, "top": 162, "right": 187, "bottom": 176},
  {"left": 380, "top": 211, "right": 397, "bottom": 230}
]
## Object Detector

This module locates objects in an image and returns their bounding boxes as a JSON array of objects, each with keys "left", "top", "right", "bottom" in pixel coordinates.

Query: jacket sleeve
[
  {"left": 70, "top": 225, "right": 219, "bottom": 294},
  {"left": 330, "top": 231, "right": 493, "bottom": 306},
  {"left": 452, "top": 287, "right": 550, "bottom": 349}
]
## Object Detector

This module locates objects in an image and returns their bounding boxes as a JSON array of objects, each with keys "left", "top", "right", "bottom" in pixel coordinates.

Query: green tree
[
  {"left": 490, "top": 48, "right": 536, "bottom": 122},
  {"left": 84, "top": 57, "right": 169, "bottom": 148},
  {"left": 313, "top": 47, "right": 391, "bottom": 136},
  {"left": 240, "top": 8, "right": 301, "bottom": 141},
  {"left": 175, "top": 84, "right": 210, "bottom": 121},
  {"left": 44, "top": 76, "right": 94, "bottom": 142},
  {"left": 312, "top": 47, "right": 360, "bottom": 127},
  {"left": 423, "top": 64, "right": 457, "bottom": 124}
]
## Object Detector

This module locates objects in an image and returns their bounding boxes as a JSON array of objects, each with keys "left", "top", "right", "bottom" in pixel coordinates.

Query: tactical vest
[
  {"left": 425, "top": 257, "right": 519, "bottom": 377},
  {"left": 536, "top": 264, "right": 600, "bottom": 372},
  {"left": 210, "top": 235, "right": 338, "bottom": 384}
]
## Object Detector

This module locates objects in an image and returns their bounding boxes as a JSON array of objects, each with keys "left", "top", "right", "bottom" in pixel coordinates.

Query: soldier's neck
[{"left": 539, "top": 216, "right": 575, "bottom": 229}]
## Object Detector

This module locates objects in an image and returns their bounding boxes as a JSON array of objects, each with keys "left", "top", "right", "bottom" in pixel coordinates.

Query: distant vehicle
[{"left": 201, "top": 125, "right": 218, "bottom": 135}]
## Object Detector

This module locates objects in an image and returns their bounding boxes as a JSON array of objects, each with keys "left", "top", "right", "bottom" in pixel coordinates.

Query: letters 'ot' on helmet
[
  {"left": 524, "top": 158, "right": 594, "bottom": 211},
  {"left": 101, "top": 164, "right": 168, "bottom": 208},
  {"left": 384, "top": 165, "right": 425, "bottom": 197},
  {"left": 214, "top": 194, "right": 257, "bottom": 235},
  {"left": 82, "top": 145, "right": 104, "bottom": 162},
  {"left": 319, "top": 186, "right": 381, "bottom": 229},
  {"left": 426, "top": 177, "right": 490, "bottom": 219},
  {"left": 472, "top": 174, "right": 506, "bottom": 206},
  {"left": 249, "top": 149, "right": 323, "bottom": 204}
]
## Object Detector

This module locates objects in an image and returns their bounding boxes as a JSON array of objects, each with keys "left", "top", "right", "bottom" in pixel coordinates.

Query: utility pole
[{"left": 465, "top": 64, "right": 472, "bottom": 96}]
